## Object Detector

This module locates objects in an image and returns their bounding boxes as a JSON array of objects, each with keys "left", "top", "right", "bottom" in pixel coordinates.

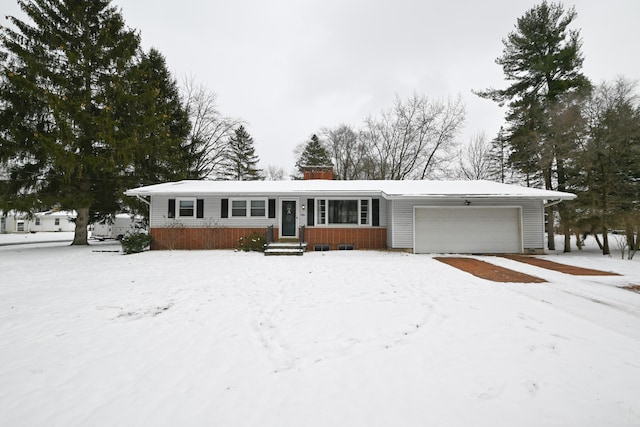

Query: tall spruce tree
[
  {"left": 476, "top": 1, "right": 591, "bottom": 249},
  {"left": 223, "top": 125, "right": 262, "bottom": 181},
  {"left": 295, "top": 134, "right": 332, "bottom": 177},
  {"left": 118, "top": 47, "right": 191, "bottom": 217},
  {"left": 0, "top": 0, "right": 189, "bottom": 245},
  {"left": 124, "top": 48, "right": 191, "bottom": 186}
]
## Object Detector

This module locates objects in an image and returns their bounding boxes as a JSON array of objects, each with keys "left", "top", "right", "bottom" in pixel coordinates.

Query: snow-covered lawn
[
  {"left": 0, "top": 231, "right": 74, "bottom": 245},
  {"left": 1, "top": 236, "right": 639, "bottom": 426}
]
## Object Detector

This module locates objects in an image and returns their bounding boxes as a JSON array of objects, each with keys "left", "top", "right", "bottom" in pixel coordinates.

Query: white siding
[
  {"left": 386, "top": 199, "right": 394, "bottom": 247},
  {"left": 378, "top": 197, "right": 387, "bottom": 227},
  {"left": 390, "top": 198, "right": 544, "bottom": 251},
  {"left": 150, "top": 195, "right": 388, "bottom": 229},
  {"left": 522, "top": 200, "right": 545, "bottom": 249},
  {"left": 0, "top": 212, "right": 28, "bottom": 233},
  {"left": 150, "top": 196, "right": 275, "bottom": 228},
  {"left": 30, "top": 215, "right": 76, "bottom": 232}
]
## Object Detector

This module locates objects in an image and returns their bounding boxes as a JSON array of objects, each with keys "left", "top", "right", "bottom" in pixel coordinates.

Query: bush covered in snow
[
  {"left": 120, "top": 231, "right": 151, "bottom": 254},
  {"left": 237, "top": 232, "right": 265, "bottom": 252}
]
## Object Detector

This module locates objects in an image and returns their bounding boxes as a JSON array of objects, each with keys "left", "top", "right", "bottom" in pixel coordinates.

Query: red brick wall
[
  {"left": 150, "top": 227, "right": 386, "bottom": 250},
  {"left": 305, "top": 227, "right": 387, "bottom": 250},
  {"left": 150, "top": 227, "right": 277, "bottom": 250}
]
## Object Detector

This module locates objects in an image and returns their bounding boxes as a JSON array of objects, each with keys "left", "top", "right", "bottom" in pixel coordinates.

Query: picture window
[{"left": 315, "top": 198, "right": 370, "bottom": 226}]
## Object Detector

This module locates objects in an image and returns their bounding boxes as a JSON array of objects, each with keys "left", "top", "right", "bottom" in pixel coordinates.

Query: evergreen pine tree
[
  {"left": 295, "top": 134, "right": 333, "bottom": 177},
  {"left": 124, "top": 48, "right": 191, "bottom": 186},
  {"left": 223, "top": 126, "right": 262, "bottom": 181},
  {"left": 475, "top": 1, "right": 591, "bottom": 249},
  {"left": 0, "top": 0, "right": 190, "bottom": 245}
]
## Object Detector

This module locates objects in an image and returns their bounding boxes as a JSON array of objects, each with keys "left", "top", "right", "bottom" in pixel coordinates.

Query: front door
[{"left": 281, "top": 200, "right": 297, "bottom": 238}]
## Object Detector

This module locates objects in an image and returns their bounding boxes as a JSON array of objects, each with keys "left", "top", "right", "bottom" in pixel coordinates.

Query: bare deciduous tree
[
  {"left": 263, "top": 165, "right": 286, "bottom": 181},
  {"left": 360, "top": 93, "right": 465, "bottom": 180},
  {"left": 457, "top": 132, "right": 495, "bottom": 180},
  {"left": 182, "top": 76, "right": 241, "bottom": 179},
  {"left": 322, "top": 124, "right": 368, "bottom": 180}
]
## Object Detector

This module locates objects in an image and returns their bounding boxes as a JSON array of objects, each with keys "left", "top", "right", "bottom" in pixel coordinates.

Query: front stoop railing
[
  {"left": 264, "top": 225, "right": 307, "bottom": 256},
  {"left": 266, "top": 225, "right": 275, "bottom": 245}
]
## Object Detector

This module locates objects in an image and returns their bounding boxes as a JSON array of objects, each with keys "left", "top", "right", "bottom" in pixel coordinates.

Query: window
[
  {"left": 54, "top": 218, "right": 60, "bottom": 226},
  {"left": 35, "top": 218, "right": 41, "bottom": 226},
  {"left": 230, "top": 198, "right": 267, "bottom": 218},
  {"left": 360, "top": 199, "right": 369, "bottom": 225},
  {"left": 170, "top": 199, "right": 203, "bottom": 218},
  {"left": 231, "top": 200, "right": 247, "bottom": 217},
  {"left": 316, "top": 198, "right": 371, "bottom": 226},
  {"left": 251, "top": 200, "right": 266, "bottom": 217},
  {"left": 17, "top": 220, "right": 25, "bottom": 232},
  {"left": 317, "top": 199, "right": 326, "bottom": 224},
  {"left": 178, "top": 199, "right": 195, "bottom": 217},
  {"left": 329, "top": 200, "right": 358, "bottom": 224}
]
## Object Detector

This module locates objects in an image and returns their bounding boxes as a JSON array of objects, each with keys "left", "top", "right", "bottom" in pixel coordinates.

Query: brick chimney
[{"left": 303, "top": 165, "right": 334, "bottom": 180}]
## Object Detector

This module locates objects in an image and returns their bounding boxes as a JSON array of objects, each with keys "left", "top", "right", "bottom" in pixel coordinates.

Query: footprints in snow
[
  {"left": 96, "top": 301, "right": 174, "bottom": 320},
  {"left": 250, "top": 286, "right": 439, "bottom": 373}
]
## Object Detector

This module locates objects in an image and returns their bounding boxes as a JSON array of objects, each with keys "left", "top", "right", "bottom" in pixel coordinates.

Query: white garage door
[{"left": 414, "top": 207, "right": 522, "bottom": 254}]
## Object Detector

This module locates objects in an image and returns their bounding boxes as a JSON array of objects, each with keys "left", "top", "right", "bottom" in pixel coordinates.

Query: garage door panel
[{"left": 414, "top": 207, "right": 521, "bottom": 254}]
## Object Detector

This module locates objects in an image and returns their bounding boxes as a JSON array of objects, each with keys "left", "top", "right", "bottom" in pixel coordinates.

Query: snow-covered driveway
[{"left": 1, "top": 241, "right": 639, "bottom": 426}]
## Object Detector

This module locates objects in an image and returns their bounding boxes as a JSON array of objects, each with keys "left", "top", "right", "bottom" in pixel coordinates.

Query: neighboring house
[
  {"left": 125, "top": 171, "right": 576, "bottom": 254},
  {"left": 0, "top": 210, "right": 29, "bottom": 233},
  {"left": 0, "top": 210, "right": 76, "bottom": 233},
  {"left": 30, "top": 210, "right": 76, "bottom": 232}
]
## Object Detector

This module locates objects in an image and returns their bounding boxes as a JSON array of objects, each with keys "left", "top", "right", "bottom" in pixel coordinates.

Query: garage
[{"left": 414, "top": 206, "right": 523, "bottom": 254}]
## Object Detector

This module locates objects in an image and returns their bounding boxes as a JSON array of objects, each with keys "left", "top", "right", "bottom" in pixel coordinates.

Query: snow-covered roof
[
  {"left": 34, "top": 210, "right": 77, "bottom": 217},
  {"left": 125, "top": 180, "right": 576, "bottom": 200}
]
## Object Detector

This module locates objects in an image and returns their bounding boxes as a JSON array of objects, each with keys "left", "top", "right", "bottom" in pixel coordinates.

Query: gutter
[{"left": 544, "top": 199, "right": 564, "bottom": 208}]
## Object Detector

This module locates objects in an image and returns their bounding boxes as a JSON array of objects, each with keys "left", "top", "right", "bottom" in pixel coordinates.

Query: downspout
[{"left": 136, "top": 195, "right": 150, "bottom": 206}]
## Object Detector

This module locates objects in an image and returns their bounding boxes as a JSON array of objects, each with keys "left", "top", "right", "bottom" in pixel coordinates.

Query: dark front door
[{"left": 281, "top": 200, "right": 297, "bottom": 237}]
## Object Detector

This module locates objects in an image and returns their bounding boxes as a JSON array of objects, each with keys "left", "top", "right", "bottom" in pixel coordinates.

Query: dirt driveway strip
[
  {"left": 434, "top": 257, "right": 547, "bottom": 283},
  {"left": 500, "top": 255, "right": 621, "bottom": 276}
]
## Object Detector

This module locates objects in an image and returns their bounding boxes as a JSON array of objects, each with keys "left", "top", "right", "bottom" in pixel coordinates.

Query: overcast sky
[{"left": 5, "top": 0, "right": 640, "bottom": 172}]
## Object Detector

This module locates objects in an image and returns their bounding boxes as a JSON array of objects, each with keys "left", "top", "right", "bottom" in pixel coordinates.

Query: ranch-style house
[{"left": 125, "top": 168, "right": 575, "bottom": 254}]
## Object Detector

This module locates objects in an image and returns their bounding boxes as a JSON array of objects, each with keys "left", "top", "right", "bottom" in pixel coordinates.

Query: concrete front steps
[{"left": 264, "top": 241, "right": 308, "bottom": 256}]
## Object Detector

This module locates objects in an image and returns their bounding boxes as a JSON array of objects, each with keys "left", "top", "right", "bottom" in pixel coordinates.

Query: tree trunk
[
  {"left": 72, "top": 207, "right": 90, "bottom": 245},
  {"left": 544, "top": 171, "right": 555, "bottom": 250},
  {"left": 594, "top": 233, "right": 604, "bottom": 250},
  {"left": 546, "top": 205, "right": 556, "bottom": 251},
  {"left": 574, "top": 232, "right": 583, "bottom": 250},
  {"left": 563, "top": 227, "right": 571, "bottom": 253},
  {"left": 601, "top": 215, "right": 610, "bottom": 256},
  {"left": 602, "top": 232, "right": 610, "bottom": 255},
  {"left": 556, "top": 157, "right": 570, "bottom": 253},
  {"left": 601, "top": 193, "right": 610, "bottom": 255}
]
